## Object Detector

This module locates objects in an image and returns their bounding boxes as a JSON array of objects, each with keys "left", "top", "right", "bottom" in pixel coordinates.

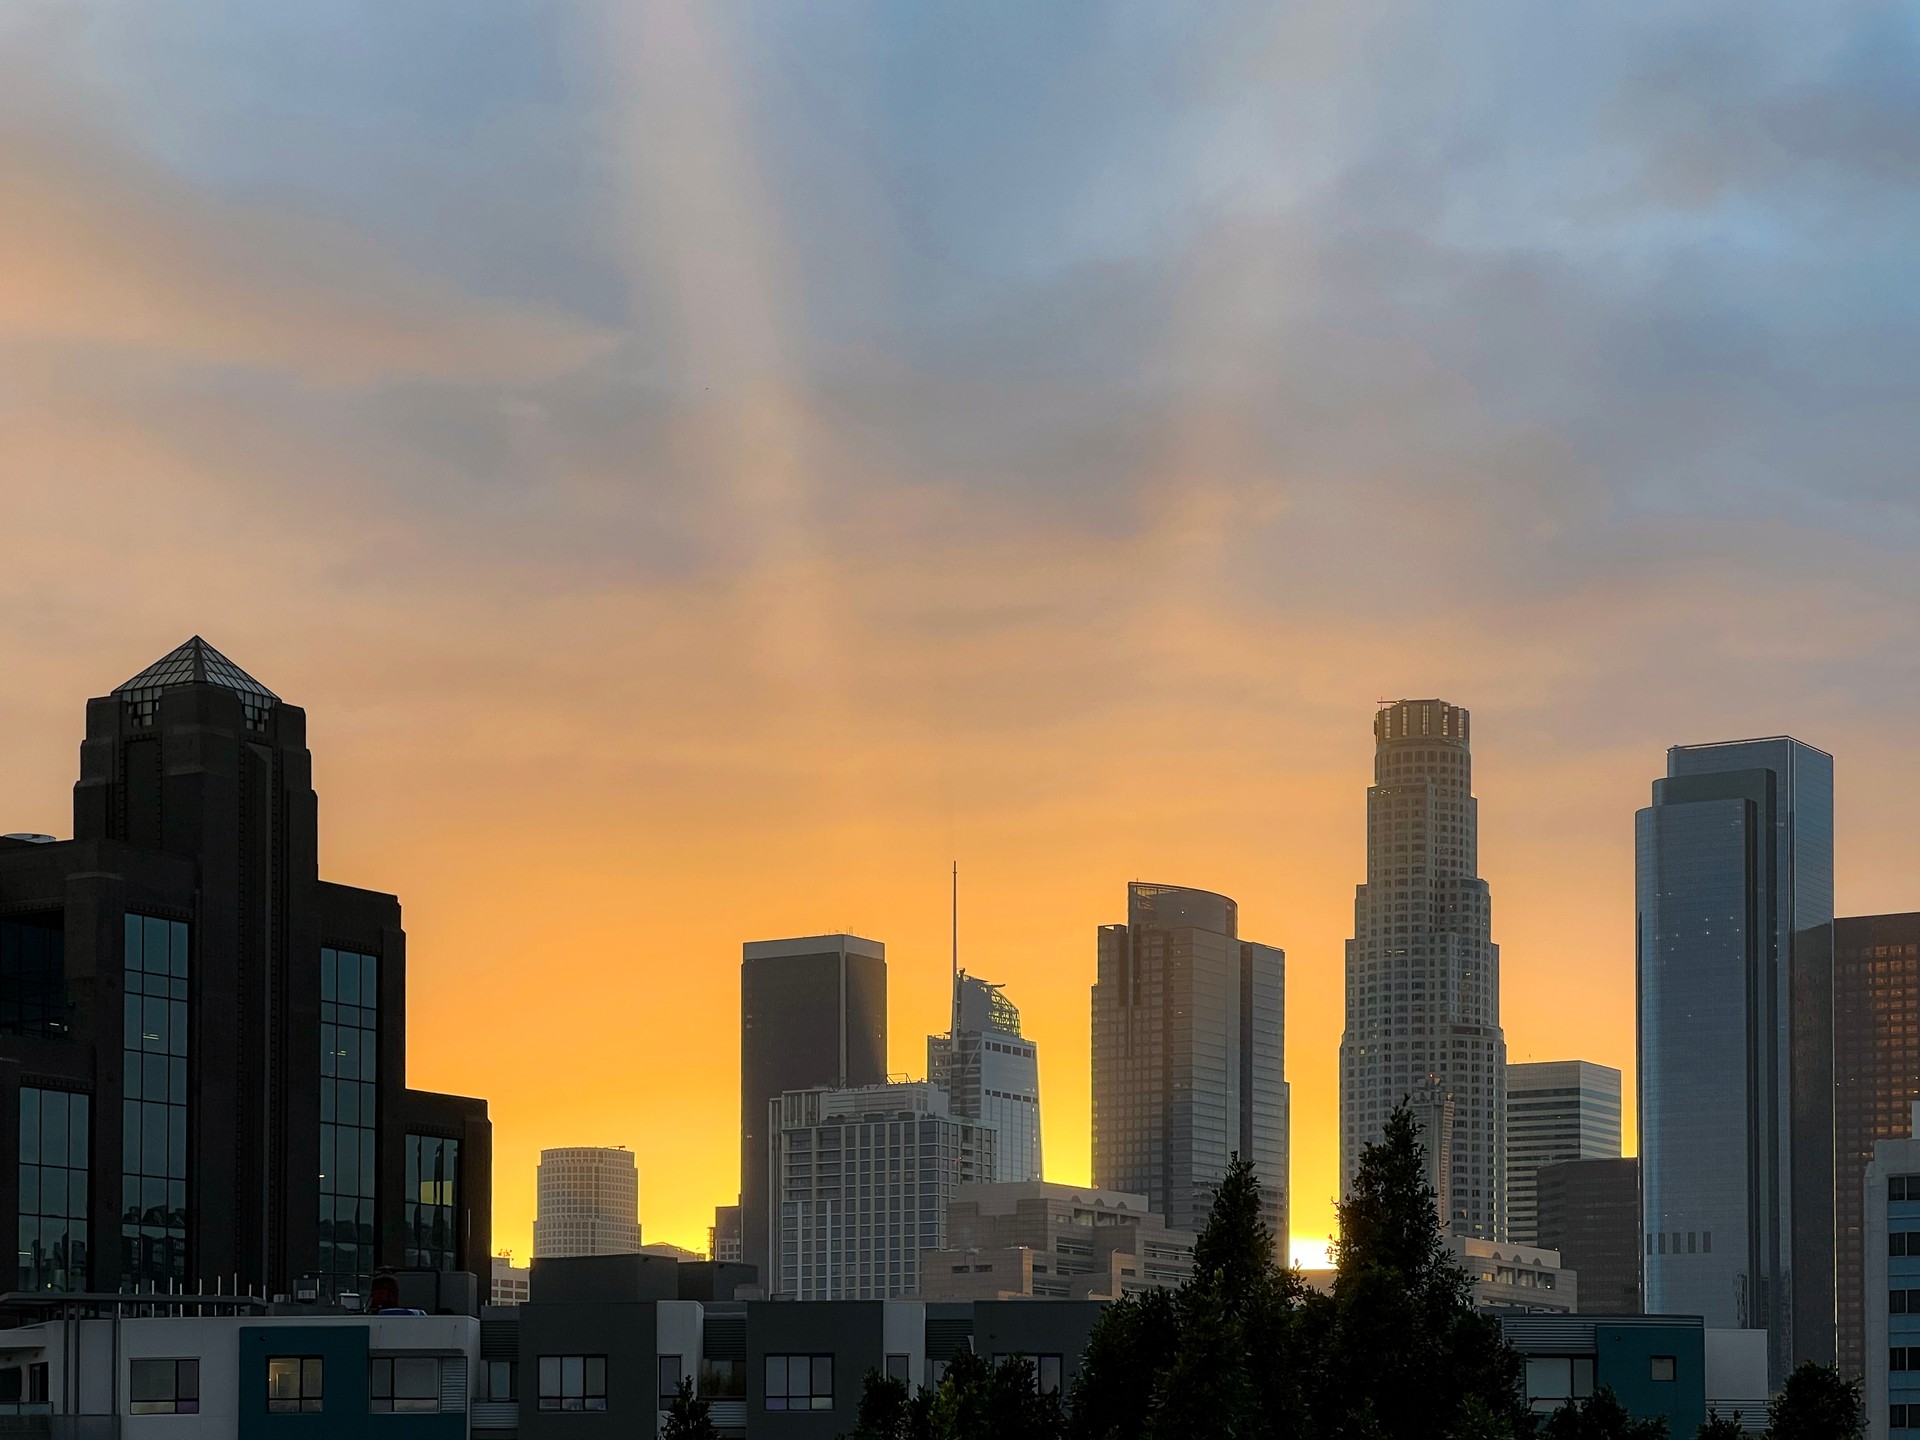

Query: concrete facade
[
  {"left": 1505, "top": 1061, "right": 1622, "bottom": 1247},
  {"left": 533, "top": 1148, "right": 641, "bottom": 1259},
  {"left": 919, "top": 1181, "right": 1194, "bottom": 1300}
]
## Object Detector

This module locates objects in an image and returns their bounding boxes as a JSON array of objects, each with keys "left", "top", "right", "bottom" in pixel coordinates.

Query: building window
[
  {"left": 698, "top": 1358, "right": 746, "bottom": 1399},
  {"left": 658, "top": 1355, "right": 683, "bottom": 1404},
  {"left": 370, "top": 1357, "right": 443, "bottom": 1413},
  {"left": 18, "top": 1087, "right": 89, "bottom": 1292},
  {"left": 537, "top": 1356, "right": 608, "bottom": 1412},
  {"left": 996, "top": 1354, "right": 1064, "bottom": 1395},
  {"left": 765, "top": 1355, "right": 833, "bottom": 1411},
  {"left": 320, "top": 948, "right": 379, "bottom": 1295},
  {"left": 121, "top": 914, "right": 189, "bottom": 1292},
  {"left": 1894, "top": 1232, "right": 1920, "bottom": 1257},
  {"left": 404, "top": 1134, "right": 459, "bottom": 1270},
  {"left": 266, "top": 1356, "right": 324, "bottom": 1413},
  {"left": 1, "top": 912, "right": 69, "bottom": 1040},
  {"left": 1892, "top": 1176, "right": 1920, "bottom": 1201},
  {"left": 129, "top": 1358, "right": 199, "bottom": 1414},
  {"left": 1650, "top": 1356, "right": 1677, "bottom": 1382},
  {"left": 486, "top": 1360, "right": 517, "bottom": 1401},
  {"left": 1524, "top": 1356, "right": 1595, "bottom": 1413},
  {"left": 885, "top": 1354, "right": 911, "bottom": 1385},
  {"left": 1894, "top": 1347, "right": 1917, "bottom": 1372}
]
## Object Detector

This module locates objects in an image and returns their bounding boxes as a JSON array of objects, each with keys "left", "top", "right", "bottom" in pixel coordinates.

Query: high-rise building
[
  {"left": 709, "top": 1204, "right": 743, "bottom": 1265},
  {"left": 1092, "top": 882, "right": 1287, "bottom": 1237},
  {"left": 1505, "top": 1061, "right": 1623, "bottom": 1246},
  {"left": 533, "top": 1147, "right": 642, "bottom": 1259},
  {"left": 929, "top": 972, "right": 1043, "bottom": 1183},
  {"left": 1, "top": 638, "right": 491, "bottom": 1302},
  {"left": 1834, "top": 913, "right": 1920, "bottom": 1376},
  {"left": 1536, "top": 1157, "right": 1642, "bottom": 1315},
  {"left": 1637, "top": 736, "right": 1834, "bottom": 1381},
  {"left": 739, "top": 934, "right": 887, "bottom": 1288},
  {"left": 768, "top": 1082, "right": 994, "bottom": 1300},
  {"left": 490, "top": 1253, "right": 529, "bottom": 1305},
  {"left": 1864, "top": 1103, "right": 1920, "bottom": 1439},
  {"left": 1340, "top": 699, "right": 1507, "bottom": 1240}
]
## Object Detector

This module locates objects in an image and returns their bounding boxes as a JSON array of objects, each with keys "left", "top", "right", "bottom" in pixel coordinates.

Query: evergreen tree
[
  {"left": 1069, "top": 1286, "right": 1179, "bottom": 1440},
  {"left": 661, "top": 1376, "right": 721, "bottom": 1440},
  {"left": 1694, "top": 1412, "right": 1747, "bottom": 1440},
  {"left": 1537, "top": 1388, "right": 1667, "bottom": 1439},
  {"left": 1320, "top": 1103, "right": 1531, "bottom": 1440},
  {"left": 1766, "top": 1362, "right": 1863, "bottom": 1440}
]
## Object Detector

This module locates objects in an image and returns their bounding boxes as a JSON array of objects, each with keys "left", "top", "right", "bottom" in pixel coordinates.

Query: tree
[
  {"left": 846, "top": 1371, "right": 925, "bottom": 1440},
  {"left": 1318, "top": 1103, "right": 1531, "bottom": 1440},
  {"left": 1070, "top": 1288, "right": 1179, "bottom": 1440},
  {"left": 1537, "top": 1388, "right": 1668, "bottom": 1439},
  {"left": 1766, "top": 1362, "right": 1863, "bottom": 1440},
  {"left": 848, "top": 1349, "right": 1062, "bottom": 1440},
  {"left": 1694, "top": 1412, "right": 1747, "bottom": 1439},
  {"left": 661, "top": 1376, "right": 720, "bottom": 1440}
]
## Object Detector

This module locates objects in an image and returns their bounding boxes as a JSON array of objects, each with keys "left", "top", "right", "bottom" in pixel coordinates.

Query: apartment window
[
  {"left": 129, "top": 1358, "right": 199, "bottom": 1415},
  {"left": 1524, "top": 1356, "right": 1595, "bottom": 1413},
  {"left": 1650, "top": 1356, "right": 1677, "bottom": 1383},
  {"left": 698, "top": 1358, "right": 745, "bottom": 1399},
  {"left": 765, "top": 1355, "right": 833, "bottom": 1411},
  {"left": 658, "top": 1355, "right": 683, "bottom": 1403},
  {"left": 1892, "top": 1176, "right": 1920, "bottom": 1201},
  {"left": 370, "top": 1357, "right": 443, "bottom": 1413},
  {"left": 486, "top": 1360, "right": 516, "bottom": 1401},
  {"left": 1894, "top": 1232, "right": 1920, "bottom": 1257},
  {"left": 1895, "top": 1348, "right": 1917, "bottom": 1372},
  {"left": 885, "top": 1354, "right": 911, "bottom": 1385},
  {"left": 537, "top": 1356, "right": 607, "bottom": 1412},
  {"left": 266, "top": 1356, "right": 324, "bottom": 1413}
]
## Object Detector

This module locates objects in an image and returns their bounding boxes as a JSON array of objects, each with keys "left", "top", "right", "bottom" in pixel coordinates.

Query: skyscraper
[
  {"left": 769, "top": 1082, "right": 994, "bottom": 1299},
  {"left": 1535, "top": 1156, "right": 1642, "bottom": 1315},
  {"left": 1092, "top": 883, "right": 1287, "bottom": 1237},
  {"left": 929, "top": 972, "right": 1043, "bottom": 1182},
  {"left": 1637, "top": 736, "right": 1834, "bottom": 1381},
  {"left": 739, "top": 934, "right": 887, "bottom": 1285},
  {"left": 2, "top": 637, "right": 491, "bottom": 1301},
  {"left": 1833, "top": 913, "right": 1920, "bottom": 1376},
  {"left": 1341, "top": 699, "right": 1506, "bottom": 1239},
  {"left": 533, "top": 1147, "right": 642, "bottom": 1259},
  {"left": 1505, "top": 1060, "right": 1623, "bottom": 1246}
]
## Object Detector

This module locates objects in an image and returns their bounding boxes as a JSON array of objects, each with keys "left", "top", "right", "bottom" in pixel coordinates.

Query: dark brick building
[{"left": 2, "top": 637, "right": 489, "bottom": 1305}]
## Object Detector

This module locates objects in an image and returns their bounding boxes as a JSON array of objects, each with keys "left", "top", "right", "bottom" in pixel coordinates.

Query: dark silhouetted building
[
  {"left": 1637, "top": 736, "right": 1834, "bottom": 1382},
  {"left": 1341, "top": 699, "right": 1506, "bottom": 1241},
  {"left": 1093, "top": 883, "right": 1286, "bottom": 1237},
  {"left": 739, "top": 934, "right": 886, "bottom": 1286},
  {"left": 1536, "top": 1156, "right": 1641, "bottom": 1315},
  {"left": 1505, "top": 1060, "right": 1622, "bottom": 1246},
  {"left": 1834, "top": 912, "right": 1920, "bottom": 1377},
  {"left": 2, "top": 637, "right": 490, "bottom": 1305}
]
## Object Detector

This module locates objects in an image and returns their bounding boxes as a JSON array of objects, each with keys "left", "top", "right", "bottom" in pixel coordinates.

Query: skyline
[
  {"left": 5, "top": 1, "right": 1920, "bottom": 1273},
  {"left": 14, "top": 642, "right": 1920, "bottom": 1268}
]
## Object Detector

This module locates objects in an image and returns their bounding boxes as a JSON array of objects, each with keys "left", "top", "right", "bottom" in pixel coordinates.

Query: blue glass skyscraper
[{"left": 1637, "top": 737, "right": 1834, "bottom": 1383}]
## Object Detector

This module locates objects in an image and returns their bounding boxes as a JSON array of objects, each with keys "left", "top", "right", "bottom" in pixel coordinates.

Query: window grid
[
  {"left": 129, "top": 1358, "right": 199, "bottom": 1415},
  {"left": 266, "top": 1356, "right": 324, "bottom": 1413},
  {"left": 18, "top": 1087, "right": 89, "bottom": 1292},
  {"left": 764, "top": 1354, "right": 833, "bottom": 1411},
  {"left": 121, "top": 915, "right": 189, "bottom": 1292},
  {"left": 320, "top": 948, "right": 379, "bottom": 1294},
  {"left": 537, "top": 1355, "right": 608, "bottom": 1412},
  {"left": 404, "top": 1134, "right": 458, "bottom": 1270}
]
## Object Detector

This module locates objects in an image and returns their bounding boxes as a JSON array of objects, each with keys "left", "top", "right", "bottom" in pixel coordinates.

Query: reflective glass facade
[
  {"left": 121, "top": 914, "right": 189, "bottom": 1291},
  {"left": 18, "top": 1087, "right": 89, "bottom": 1290},
  {"left": 1637, "top": 737, "right": 1833, "bottom": 1383},
  {"left": 929, "top": 975, "right": 1044, "bottom": 1183},
  {"left": 320, "top": 947, "right": 379, "bottom": 1292},
  {"left": 404, "top": 1134, "right": 459, "bottom": 1270},
  {"left": 1094, "top": 884, "right": 1288, "bottom": 1236}
]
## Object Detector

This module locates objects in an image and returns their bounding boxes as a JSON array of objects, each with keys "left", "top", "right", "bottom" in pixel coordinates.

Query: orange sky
[{"left": 5, "top": 2, "right": 1920, "bottom": 1270}]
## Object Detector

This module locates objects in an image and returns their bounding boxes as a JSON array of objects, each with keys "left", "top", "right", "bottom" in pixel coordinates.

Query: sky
[{"left": 3, "top": 1, "right": 1920, "bottom": 1267}]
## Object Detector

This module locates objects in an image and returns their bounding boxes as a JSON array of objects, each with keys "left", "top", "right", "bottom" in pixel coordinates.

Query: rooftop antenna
[{"left": 951, "top": 860, "right": 962, "bottom": 1039}]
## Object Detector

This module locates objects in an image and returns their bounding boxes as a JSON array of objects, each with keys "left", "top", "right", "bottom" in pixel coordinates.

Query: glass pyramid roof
[{"left": 113, "top": 636, "right": 278, "bottom": 704}]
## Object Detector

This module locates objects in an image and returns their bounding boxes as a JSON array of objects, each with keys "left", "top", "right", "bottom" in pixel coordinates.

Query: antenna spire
[{"left": 950, "top": 860, "right": 959, "bottom": 1035}]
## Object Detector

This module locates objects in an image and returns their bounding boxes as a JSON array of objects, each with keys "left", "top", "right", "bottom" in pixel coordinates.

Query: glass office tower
[
  {"left": 1341, "top": 699, "right": 1507, "bottom": 1240},
  {"left": 1637, "top": 737, "right": 1834, "bottom": 1383},
  {"left": 930, "top": 973, "right": 1044, "bottom": 1182},
  {"left": 1092, "top": 883, "right": 1287, "bottom": 1237}
]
